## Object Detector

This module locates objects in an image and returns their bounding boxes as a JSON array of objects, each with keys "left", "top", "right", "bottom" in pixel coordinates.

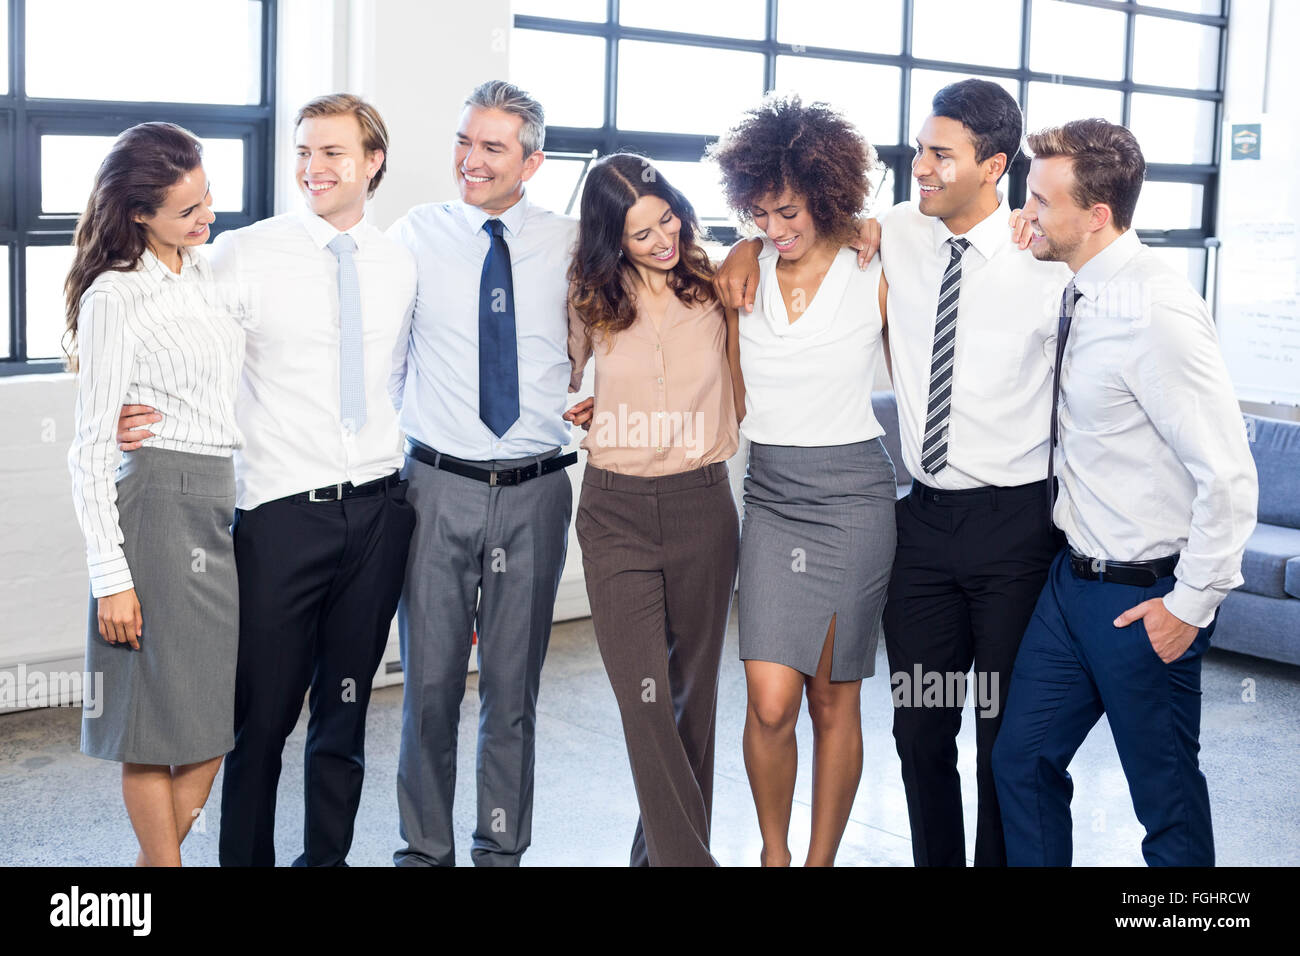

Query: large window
[
  {"left": 1, "top": 0, "right": 277, "bottom": 372},
  {"left": 513, "top": 0, "right": 1226, "bottom": 293}
]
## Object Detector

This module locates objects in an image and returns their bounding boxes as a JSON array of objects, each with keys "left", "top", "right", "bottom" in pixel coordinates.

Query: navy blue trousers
[{"left": 992, "top": 548, "right": 1215, "bottom": 867}]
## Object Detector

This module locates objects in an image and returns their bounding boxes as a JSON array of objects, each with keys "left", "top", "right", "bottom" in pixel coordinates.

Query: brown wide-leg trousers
[{"left": 576, "top": 461, "right": 740, "bottom": 867}]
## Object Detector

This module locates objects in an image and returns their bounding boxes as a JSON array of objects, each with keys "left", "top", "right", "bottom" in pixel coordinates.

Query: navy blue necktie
[{"left": 479, "top": 218, "right": 520, "bottom": 438}]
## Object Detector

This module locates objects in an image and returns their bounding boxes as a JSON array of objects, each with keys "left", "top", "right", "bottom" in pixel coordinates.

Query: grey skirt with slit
[
  {"left": 737, "top": 438, "right": 897, "bottom": 681},
  {"left": 82, "top": 446, "right": 238, "bottom": 765}
]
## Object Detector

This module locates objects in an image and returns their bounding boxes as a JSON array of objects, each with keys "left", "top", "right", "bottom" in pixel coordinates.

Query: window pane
[
  {"left": 909, "top": 70, "right": 1019, "bottom": 145},
  {"left": 778, "top": 0, "right": 903, "bottom": 54},
  {"left": 1145, "top": 246, "right": 1207, "bottom": 296},
  {"left": 528, "top": 155, "right": 591, "bottom": 216},
  {"left": 1128, "top": 93, "right": 1217, "bottom": 164},
  {"left": 618, "top": 41, "right": 764, "bottom": 135},
  {"left": 0, "top": 248, "right": 9, "bottom": 358},
  {"left": 621, "top": 0, "right": 765, "bottom": 40},
  {"left": 26, "top": 1, "right": 262, "bottom": 104},
  {"left": 513, "top": 0, "right": 607, "bottom": 20},
  {"left": 0, "top": 0, "right": 8, "bottom": 96},
  {"left": 650, "top": 159, "right": 731, "bottom": 223},
  {"left": 25, "top": 244, "right": 76, "bottom": 361},
  {"left": 1025, "top": 82, "right": 1123, "bottom": 134},
  {"left": 511, "top": 29, "right": 605, "bottom": 128},
  {"left": 41, "top": 135, "right": 244, "bottom": 215},
  {"left": 911, "top": 0, "right": 1022, "bottom": 68},
  {"left": 776, "top": 57, "right": 901, "bottom": 146},
  {"left": 1133, "top": 181, "right": 1204, "bottom": 231},
  {"left": 1133, "top": 16, "right": 1221, "bottom": 91},
  {"left": 1138, "top": 0, "right": 1221, "bottom": 14},
  {"left": 1029, "top": 0, "right": 1126, "bottom": 81}
]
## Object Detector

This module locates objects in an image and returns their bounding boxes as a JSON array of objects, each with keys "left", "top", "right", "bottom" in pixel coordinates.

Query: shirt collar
[
  {"left": 140, "top": 244, "right": 204, "bottom": 282},
  {"left": 298, "top": 209, "right": 370, "bottom": 251},
  {"left": 459, "top": 188, "right": 530, "bottom": 238},
  {"left": 1072, "top": 228, "right": 1142, "bottom": 301},
  {"left": 930, "top": 191, "right": 1012, "bottom": 261}
]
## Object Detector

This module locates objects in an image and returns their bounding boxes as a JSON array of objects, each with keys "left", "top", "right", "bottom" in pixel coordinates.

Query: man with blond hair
[{"left": 118, "top": 93, "right": 417, "bottom": 866}]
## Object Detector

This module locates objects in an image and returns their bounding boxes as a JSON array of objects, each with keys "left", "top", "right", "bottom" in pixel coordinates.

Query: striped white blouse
[{"left": 68, "top": 245, "right": 245, "bottom": 598}]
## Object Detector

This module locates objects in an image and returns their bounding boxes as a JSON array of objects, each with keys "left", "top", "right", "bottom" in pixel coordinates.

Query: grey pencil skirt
[
  {"left": 737, "top": 438, "right": 897, "bottom": 682},
  {"left": 82, "top": 446, "right": 238, "bottom": 765}
]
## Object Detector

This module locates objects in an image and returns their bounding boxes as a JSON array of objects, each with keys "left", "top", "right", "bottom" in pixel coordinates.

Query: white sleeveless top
[{"left": 738, "top": 244, "right": 886, "bottom": 447}]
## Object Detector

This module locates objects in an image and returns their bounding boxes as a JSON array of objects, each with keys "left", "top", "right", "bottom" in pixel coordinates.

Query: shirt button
[
  {"left": 655, "top": 344, "right": 661, "bottom": 350},
  {"left": 657, "top": 377, "right": 664, "bottom": 385},
  {"left": 657, "top": 411, "right": 665, "bottom": 418}
]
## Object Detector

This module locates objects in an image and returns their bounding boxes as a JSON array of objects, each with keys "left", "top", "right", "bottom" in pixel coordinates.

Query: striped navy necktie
[{"left": 919, "top": 236, "right": 971, "bottom": 476}]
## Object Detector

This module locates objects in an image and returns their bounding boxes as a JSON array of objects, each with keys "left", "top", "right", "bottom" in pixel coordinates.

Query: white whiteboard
[{"left": 1215, "top": 113, "right": 1300, "bottom": 405}]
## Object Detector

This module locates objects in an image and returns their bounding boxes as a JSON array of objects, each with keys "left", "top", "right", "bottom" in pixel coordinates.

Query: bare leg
[
  {"left": 122, "top": 763, "right": 181, "bottom": 867},
  {"left": 803, "top": 615, "right": 863, "bottom": 867},
  {"left": 171, "top": 755, "right": 224, "bottom": 845},
  {"left": 742, "top": 660, "right": 805, "bottom": 867}
]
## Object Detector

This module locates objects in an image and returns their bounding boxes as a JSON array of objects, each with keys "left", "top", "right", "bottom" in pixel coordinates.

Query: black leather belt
[
  {"left": 406, "top": 439, "right": 577, "bottom": 487},
  {"left": 1068, "top": 549, "right": 1179, "bottom": 587},
  {"left": 293, "top": 471, "right": 401, "bottom": 503}
]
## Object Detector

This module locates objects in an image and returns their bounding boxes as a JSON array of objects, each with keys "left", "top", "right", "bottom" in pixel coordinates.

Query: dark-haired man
[
  {"left": 992, "top": 120, "right": 1256, "bottom": 866},
  {"left": 717, "top": 79, "right": 1070, "bottom": 866}
]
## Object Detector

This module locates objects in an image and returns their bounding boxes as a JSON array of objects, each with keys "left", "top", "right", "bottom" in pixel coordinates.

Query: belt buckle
[
  {"left": 491, "top": 468, "right": 519, "bottom": 487},
  {"left": 1089, "top": 556, "right": 1107, "bottom": 580},
  {"left": 308, "top": 483, "right": 344, "bottom": 502}
]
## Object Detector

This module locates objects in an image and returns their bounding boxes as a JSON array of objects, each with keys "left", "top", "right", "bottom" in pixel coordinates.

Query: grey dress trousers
[
  {"left": 394, "top": 446, "right": 573, "bottom": 867},
  {"left": 82, "top": 446, "right": 238, "bottom": 765},
  {"left": 577, "top": 461, "right": 739, "bottom": 867}
]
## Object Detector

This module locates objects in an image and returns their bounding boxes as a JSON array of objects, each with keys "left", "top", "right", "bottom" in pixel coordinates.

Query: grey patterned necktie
[
  {"left": 1047, "top": 280, "right": 1083, "bottom": 525},
  {"left": 919, "top": 237, "right": 971, "bottom": 475},
  {"left": 328, "top": 233, "right": 366, "bottom": 433}
]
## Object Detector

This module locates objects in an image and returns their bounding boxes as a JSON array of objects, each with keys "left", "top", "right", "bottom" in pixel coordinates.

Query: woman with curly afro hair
[
  {"left": 563, "top": 153, "right": 745, "bottom": 865},
  {"left": 709, "top": 94, "right": 897, "bottom": 866}
]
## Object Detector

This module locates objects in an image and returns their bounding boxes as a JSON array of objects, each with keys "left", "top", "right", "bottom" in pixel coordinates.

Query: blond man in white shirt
[
  {"left": 118, "top": 94, "right": 418, "bottom": 867},
  {"left": 992, "top": 119, "right": 1257, "bottom": 866}
]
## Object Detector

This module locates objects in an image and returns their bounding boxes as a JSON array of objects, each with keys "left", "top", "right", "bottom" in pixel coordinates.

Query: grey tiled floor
[{"left": 2, "top": 606, "right": 1297, "bottom": 866}]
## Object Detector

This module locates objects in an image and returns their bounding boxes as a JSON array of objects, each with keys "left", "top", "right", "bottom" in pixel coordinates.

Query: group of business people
[{"left": 65, "top": 73, "right": 1257, "bottom": 868}]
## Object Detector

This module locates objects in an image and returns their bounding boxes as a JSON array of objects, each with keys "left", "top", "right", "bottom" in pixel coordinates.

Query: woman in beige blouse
[{"left": 565, "top": 153, "right": 744, "bottom": 866}]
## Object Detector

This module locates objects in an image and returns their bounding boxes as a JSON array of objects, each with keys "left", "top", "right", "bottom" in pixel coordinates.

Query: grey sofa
[
  {"left": 1212, "top": 414, "right": 1300, "bottom": 665},
  {"left": 871, "top": 390, "right": 912, "bottom": 497}
]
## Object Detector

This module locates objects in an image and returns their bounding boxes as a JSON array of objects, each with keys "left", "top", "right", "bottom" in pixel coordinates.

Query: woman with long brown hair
[
  {"left": 65, "top": 122, "right": 243, "bottom": 866},
  {"left": 564, "top": 153, "right": 743, "bottom": 866}
]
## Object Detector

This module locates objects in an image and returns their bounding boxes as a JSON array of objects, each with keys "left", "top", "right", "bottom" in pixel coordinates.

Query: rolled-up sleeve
[{"left": 566, "top": 295, "right": 593, "bottom": 393}]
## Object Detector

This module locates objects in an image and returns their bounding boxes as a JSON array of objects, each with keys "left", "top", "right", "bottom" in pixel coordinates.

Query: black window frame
[
  {"left": 1, "top": 0, "right": 278, "bottom": 375},
  {"left": 515, "top": 0, "right": 1228, "bottom": 279}
]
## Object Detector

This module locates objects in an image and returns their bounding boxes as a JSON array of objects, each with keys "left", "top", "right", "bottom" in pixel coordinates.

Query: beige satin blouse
[{"left": 568, "top": 283, "right": 739, "bottom": 477}]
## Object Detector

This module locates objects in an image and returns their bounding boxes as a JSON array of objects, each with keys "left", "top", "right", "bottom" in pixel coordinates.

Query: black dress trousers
[
  {"left": 883, "top": 479, "right": 1061, "bottom": 867},
  {"left": 218, "top": 477, "right": 415, "bottom": 866}
]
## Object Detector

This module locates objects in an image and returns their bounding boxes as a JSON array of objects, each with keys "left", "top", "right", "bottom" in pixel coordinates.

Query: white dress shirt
[
  {"left": 1055, "top": 228, "right": 1258, "bottom": 627},
  {"left": 740, "top": 245, "right": 886, "bottom": 446},
  {"left": 68, "top": 246, "right": 244, "bottom": 597},
  {"left": 880, "top": 194, "right": 1072, "bottom": 489},
  {"left": 388, "top": 190, "right": 576, "bottom": 461},
  {"left": 208, "top": 210, "right": 417, "bottom": 509}
]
